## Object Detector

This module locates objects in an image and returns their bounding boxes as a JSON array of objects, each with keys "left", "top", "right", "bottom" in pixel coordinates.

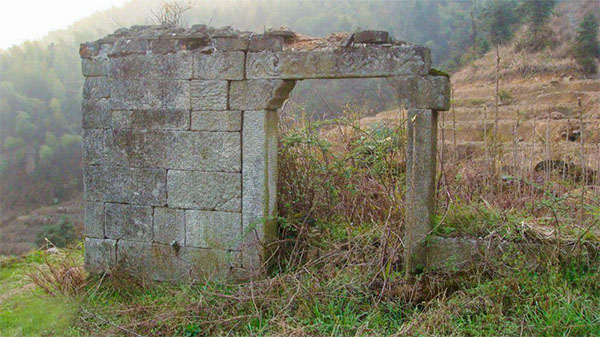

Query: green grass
[{"left": 0, "top": 252, "right": 78, "bottom": 337}]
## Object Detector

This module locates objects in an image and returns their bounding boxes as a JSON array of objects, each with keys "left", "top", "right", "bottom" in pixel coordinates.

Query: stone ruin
[{"left": 80, "top": 25, "right": 450, "bottom": 281}]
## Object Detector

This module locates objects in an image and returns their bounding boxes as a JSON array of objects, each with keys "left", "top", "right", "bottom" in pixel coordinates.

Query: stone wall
[{"left": 81, "top": 25, "right": 450, "bottom": 281}]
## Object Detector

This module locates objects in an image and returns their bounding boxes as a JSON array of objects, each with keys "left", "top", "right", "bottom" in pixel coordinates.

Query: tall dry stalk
[
  {"left": 529, "top": 110, "right": 537, "bottom": 209},
  {"left": 578, "top": 98, "right": 585, "bottom": 224},
  {"left": 545, "top": 113, "right": 551, "bottom": 182}
]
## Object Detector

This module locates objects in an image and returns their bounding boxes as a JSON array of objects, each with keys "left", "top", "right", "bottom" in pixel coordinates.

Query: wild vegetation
[{"left": 1, "top": 109, "right": 598, "bottom": 335}]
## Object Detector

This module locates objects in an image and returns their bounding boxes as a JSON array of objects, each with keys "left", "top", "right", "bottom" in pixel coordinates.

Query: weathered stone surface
[
  {"left": 405, "top": 109, "right": 437, "bottom": 271},
  {"left": 117, "top": 240, "right": 185, "bottom": 281},
  {"left": 104, "top": 203, "right": 153, "bottom": 241},
  {"left": 83, "top": 77, "right": 110, "bottom": 98},
  {"left": 82, "top": 56, "right": 109, "bottom": 76},
  {"left": 117, "top": 240, "right": 238, "bottom": 281},
  {"left": 110, "top": 110, "right": 190, "bottom": 130},
  {"left": 191, "top": 80, "right": 228, "bottom": 110},
  {"left": 241, "top": 110, "right": 279, "bottom": 271},
  {"left": 82, "top": 129, "right": 105, "bottom": 165},
  {"left": 387, "top": 75, "right": 450, "bottom": 110},
  {"left": 109, "top": 53, "right": 192, "bottom": 79},
  {"left": 249, "top": 34, "right": 284, "bottom": 52},
  {"left": 106, "top": 130, "right": 240, "bottom": 171},
  {"left": 84, "top": 202, "right": 105, "bottom": 238},
  {"left": 191, "top": 110, "right": 241, "bottom": 132},
  {"left": 167, "top": 170, "right": 241, "bottom": 211},
  {"left": 182, "top": 247, "right": 240, "bottom": 280},
  {"left": 154, "top": 207, "right": 186, "bottom": 245},
  {"left": 246, "top": 46, "right": 430, "bottom": 79},
  {"left": 108, "top": 38, "right": 148, "bottom": 57},
  {"left": 353, "top": 30, "right": 391, "bottom": 44},
  {"left": 193, "top": 51, "right": 244, "bottom": 80},
  {"left": 229, "top": 80, "right": 295, "bottom": 110},
  {"left": 186, "top": 210, "right": 241, "bottom": 249},
  {"left": 212, "top": 35, "right": 249, "bottom": 51},
  {"left": 111, "top": 79, "right": 190, "bottom": 110},
  {"left": 82, "top": 98, "right": 111, "bottom": 129},
  {"left": 85, "top": 238, "right": 116, "bottom": 274},
  {"left": 84, "top": 165, "right": 167, "bottom": 206},
  {"left": 80, "top": 42, "right": 101, "bottom": 58}
]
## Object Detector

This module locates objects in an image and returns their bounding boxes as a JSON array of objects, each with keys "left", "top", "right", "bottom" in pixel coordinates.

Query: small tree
[
  {"left": 518, "top": 0, "right": 555, "bottom": 37},
  {"left": 574, "top": 13, "right": 600, "bottom": 76},
  {"left": 517, "top": 0, "right": 556, "bottom": 51}
]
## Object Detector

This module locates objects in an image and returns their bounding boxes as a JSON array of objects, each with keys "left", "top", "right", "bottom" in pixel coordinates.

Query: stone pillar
[
  {"left": 230, "top": 79, "right": 296, "bottom": 276},
  {"left": 241, "top": 110, "right": 279, "bottom": 273},
  {"left": 387, "top": 74, "right": 450, "bottom": 273},
  {"left": 405, "top": 109, "right": 438, "bottom": 271}
]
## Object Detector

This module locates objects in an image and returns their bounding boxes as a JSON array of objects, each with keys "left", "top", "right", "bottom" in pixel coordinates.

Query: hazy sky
[{"left": 0, "top": 0, "right": 129, "bottom": 49}]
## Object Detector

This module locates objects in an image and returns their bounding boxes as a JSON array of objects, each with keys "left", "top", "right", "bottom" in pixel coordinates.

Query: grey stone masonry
[{"left": 81, "top": 25, "right": 449, "bottom": 281}]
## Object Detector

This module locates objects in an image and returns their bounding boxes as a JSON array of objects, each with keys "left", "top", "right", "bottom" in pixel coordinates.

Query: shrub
[
  {"left": 35, "top": 216, "right": 77, "bottom": 248},
  {"left": 574, "top": 13, "right": 600, "bottom": 76}
]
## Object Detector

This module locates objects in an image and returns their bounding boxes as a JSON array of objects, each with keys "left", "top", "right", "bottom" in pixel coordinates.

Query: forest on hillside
[{"left": 0, "top": 0, "right": 598, "bottom": 217}]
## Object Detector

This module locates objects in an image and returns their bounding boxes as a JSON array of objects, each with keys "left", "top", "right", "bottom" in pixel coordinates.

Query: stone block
[
  {"left": 213, "top": 35, "right": 249, "bottom": 51},
  {"left": 83, "top": 165, "right": 167, "bottom": 206},
  {"left": 109, "top": 53, "right": 193, "bottom": 80},
  {"left": 85, "top": 238, "right": 116, "bottom": 274},
  {"left": 241, "top": 110, "right": 279, "bottom": 271},
  {"left": 191, "top": 110, "right": 241, "bottom": 132},
  {"left": 186, "top": 210, "right": 241, "bottom": 250},
  {"left": 387, "top": 75, "right": 450, "bottom": 111},
  {"left": 116, "top": 241, "right": 238, "bottom": 281},
  {"left": 108, "top": 39, "right": 148, "bottom": 57},
  {"left": 193, "top": 51, "right": 244, "bottom": 80},
  {"left": 106, "top": 130, "right": 240, "bottom": 171},
  {"left": 111, "top": 79, "right": 190, "bottom": 110},
  {"left": 154, "top": 207, "right": 186, "bottom": 245},
  {"left": 82, "top": 98, "right": 111, "bottom": 129},
  {"left": 182, "top": 247, "right": 240, "bottom": 280},
  {"left": 105, "top": 203, "right": 153, "bottom": 241},
  {"left": 80, "top": 42, "right": 101, "bottom": 58},
  {"left": 82, "top": 129, "right": 105, "bottom": 165},
  {"left": 167, "top": 170, "right": 241, "bottom": 211},
  {"left": 82, "top": 56, "right": 109, "bottom": 76},
  {"left": 110, "top": 109, "right": 190, "bottom": 130},
  {"left": 353, "top": 30, "right": 391, "bottom": 44},
  {"left": 84, "top": 202, "right": 105, "bottom": 238},
  {"left": 249, "top": 34, "right": 284, "bottom": 51},
  {"left": 148, "top": 39, "right": 181, "bottom": 54},
  {"left": 83, "top": 77, "right": 110, "bottom": 98},
  {"left": 117, "top": 240, "right": 185, "bottom": 281},
  {"left": 246, "top": 46, "right": 430, "bottom": 79},
  {"left": 191, "top": 80, "right": 228, "bottom": 110},
  {"left": 229, "top": 80, "right": 295, "bottom": 110}
]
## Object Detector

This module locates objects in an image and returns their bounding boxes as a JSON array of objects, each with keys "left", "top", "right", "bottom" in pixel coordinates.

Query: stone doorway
[{"left": 80, "top": 26, "right": 449, "bottom": 281}]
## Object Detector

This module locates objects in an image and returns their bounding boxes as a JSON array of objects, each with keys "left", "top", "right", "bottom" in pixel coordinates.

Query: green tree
[
  {"left": 574, "top": 13, "right": 600, "bottom": 76},
  {"left": 517, "top": 0, "right": 556, "bottom": 51},
  {"left": 518, "top": 0, "right": 555, "bottom": 37}
]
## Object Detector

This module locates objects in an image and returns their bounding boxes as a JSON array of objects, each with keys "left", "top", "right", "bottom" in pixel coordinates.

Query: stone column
[
  {"left": 387, "top": 74, "right": 450, "bottom": 273},
  {"left": 405, "top": 109, "right": 438, "bottom": 271},
  {"left": 230, "top": 79, "right": 296, "bottom": 276}
]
